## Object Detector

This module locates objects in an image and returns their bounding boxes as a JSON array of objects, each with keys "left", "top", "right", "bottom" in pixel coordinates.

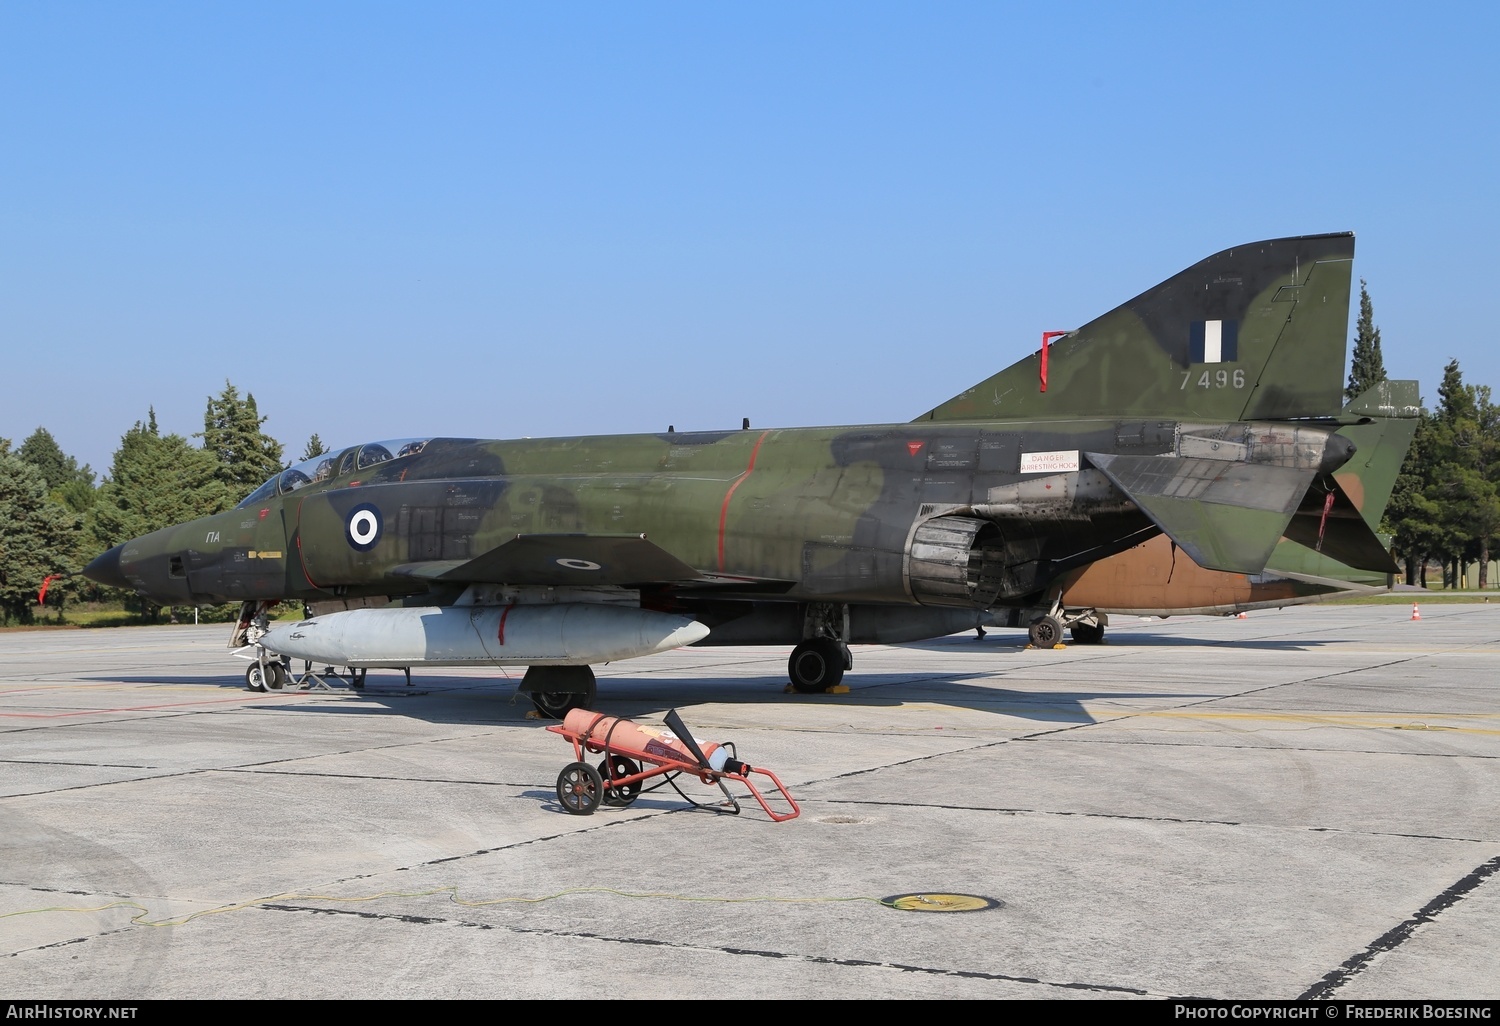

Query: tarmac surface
[{"left": 1, "top": 604, "right": 1497, "bottom": 1000}]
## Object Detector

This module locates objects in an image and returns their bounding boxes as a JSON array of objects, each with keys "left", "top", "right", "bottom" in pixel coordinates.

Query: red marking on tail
[{"left": 1040, "top": 330, "right": 1068, "bottom": 393}]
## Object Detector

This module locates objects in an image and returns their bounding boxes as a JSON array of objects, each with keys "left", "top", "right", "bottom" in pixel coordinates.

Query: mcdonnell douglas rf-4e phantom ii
[{"left": 85, "top": 232, "right": 1398, "bottom": 715}]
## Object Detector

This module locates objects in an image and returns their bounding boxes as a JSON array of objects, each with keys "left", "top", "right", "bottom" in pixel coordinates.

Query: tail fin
[{"left": 916, "top": 233, "right": 1355, "bottom": 423}]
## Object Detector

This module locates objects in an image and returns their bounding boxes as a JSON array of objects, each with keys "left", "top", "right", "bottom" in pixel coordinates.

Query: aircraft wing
[
  {"left": 1085, "top": 452, "right": 1314, "bottom": 575},
  {"left": 390, "top": 533, "right": 706, "bottom": 587}
]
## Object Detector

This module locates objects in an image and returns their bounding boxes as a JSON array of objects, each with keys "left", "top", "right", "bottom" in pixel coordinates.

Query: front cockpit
[{"left": 235, "top": 438, "right": 431, "bottom": 509}]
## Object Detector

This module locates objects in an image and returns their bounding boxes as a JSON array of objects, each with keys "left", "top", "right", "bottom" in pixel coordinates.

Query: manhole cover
[{"left": 882, "top": 892, "right": 1001, "bottom": 913}]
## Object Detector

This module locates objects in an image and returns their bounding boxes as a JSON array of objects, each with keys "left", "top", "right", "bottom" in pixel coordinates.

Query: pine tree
[
  {"left": 1436, "top": 359, "right": 1476, "bottom": 426},
  {"left": 1421, "top": 360, "right": 1495, "bottom": 588},
  {"left": 15, "top": 427, "right": 96, "bottom": 513},
  {"left": 88, "top": 413, "right": 231, "bottom": 554},
  {"left": 0, "top": 448, "right": 81, "bottom": 624},
  {"left": 1345, "top": 279, "right": 1387, "bottom": 400},
  {"left": 301, "top": 433, "right": 330, "bottom": 461},
  {"left": 199, "top": 381, "right": 284, "bottom": 499},
  {"left": 1386, "top": 412, "right": 1442, "bottom": 586}
]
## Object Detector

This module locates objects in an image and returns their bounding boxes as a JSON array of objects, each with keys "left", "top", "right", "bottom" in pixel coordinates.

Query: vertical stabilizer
[{"left": 917, "top": 233, "right": 1355, "bottom": 423}]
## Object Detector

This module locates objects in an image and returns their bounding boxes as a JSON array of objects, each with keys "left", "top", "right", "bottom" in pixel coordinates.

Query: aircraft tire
[
  {"left": 1028, "top": 615, "right": 1064, "bottom": 648},
  {"left": 1069, "top": 622, "right": 1105, "bottom": 645},
  {"left": 788, "top": 639, "right": 845, "bottom": 693},
  {"left": 244, "top": 663, "right": 268, "bottom": 692},
  {"left": 245, "top": 661, "right": 288, "bottom": 692},
  {"left": 556, "top": 762, "right": 604, "bottom": 815},
  {"left": 526, "top": 665, "right": 597, "bottom": 719}
]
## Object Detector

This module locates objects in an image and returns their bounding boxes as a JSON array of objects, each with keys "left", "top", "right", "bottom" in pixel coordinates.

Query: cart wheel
[
  {"left": 598, "top": 755, "right": 642, "bottom": 807},
  {"left": 556, "top": 762, "right": 604, "bottom": 815}
]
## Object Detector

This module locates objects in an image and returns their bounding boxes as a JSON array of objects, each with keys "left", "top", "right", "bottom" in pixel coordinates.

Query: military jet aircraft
[{"left": 85, "top": 232, "right": 1391, "bottom": 715}]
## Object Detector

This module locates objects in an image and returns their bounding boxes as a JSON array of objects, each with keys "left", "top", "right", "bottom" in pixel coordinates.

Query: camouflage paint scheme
[
  {"left": 85, "top": 233, "right": 1391, "bottom": 697},
  {"left": 1048, "top": 381, "right": 1420, "bottom": 624}
]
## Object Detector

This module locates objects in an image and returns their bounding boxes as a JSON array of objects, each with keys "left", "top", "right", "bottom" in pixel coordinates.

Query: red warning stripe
[{"left": 718, "top": 431, "right": 770, "bottom": 572}]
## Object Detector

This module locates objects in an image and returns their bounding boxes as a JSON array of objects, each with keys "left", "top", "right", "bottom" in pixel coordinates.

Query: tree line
[
  {"left": 5, "top": 289, "right": 1500, "bottom": 624},
  {"left": 0, "top": 382, "right": 320, "bottom": 624}
]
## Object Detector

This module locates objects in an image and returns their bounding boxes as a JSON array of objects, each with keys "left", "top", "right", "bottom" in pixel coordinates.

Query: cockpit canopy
[{"left": 235, "top": 439, "right": 430, "bottom": 508}]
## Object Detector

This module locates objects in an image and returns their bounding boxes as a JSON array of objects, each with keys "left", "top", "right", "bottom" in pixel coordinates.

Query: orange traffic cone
[{"left": 1411, "top": 602, "right": 1421, "bottom": 621}]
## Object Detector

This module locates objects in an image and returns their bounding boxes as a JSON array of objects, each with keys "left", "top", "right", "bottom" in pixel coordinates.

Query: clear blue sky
[{"left": 3, "top": 2, "right": 1497, "bottom": 478}]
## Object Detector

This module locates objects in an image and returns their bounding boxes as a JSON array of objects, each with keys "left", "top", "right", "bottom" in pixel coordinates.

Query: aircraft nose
[
  {"left": 1318, "top": 432, "right": 1357, "bottom": 475},
  {"left": 83, "top": 545, "right": 130, "bottom": 590}
]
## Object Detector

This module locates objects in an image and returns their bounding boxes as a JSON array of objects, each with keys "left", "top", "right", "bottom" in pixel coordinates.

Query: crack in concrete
[
  {"left": 814, "top": 798, "right": 1499, "bottom": 843},
  {"left": 259, "top": 901, "right": 1157, "bottom": 995},
  {"left": 1299, "top": 853, "right": 1500, "bottom": 1000}
]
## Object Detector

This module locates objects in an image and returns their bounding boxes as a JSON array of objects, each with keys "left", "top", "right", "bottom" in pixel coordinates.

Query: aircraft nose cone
[
  {"left": 1318, "top": 433, "right": 1357, "bottom": 475},
  {"left": 83, "top": 545, "right": 130, "bottom": 590}
]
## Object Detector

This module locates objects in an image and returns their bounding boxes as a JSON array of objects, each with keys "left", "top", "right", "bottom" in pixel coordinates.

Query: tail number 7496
[{"left": 1182, "top": 368, "right": 1246, "bottom": 389}]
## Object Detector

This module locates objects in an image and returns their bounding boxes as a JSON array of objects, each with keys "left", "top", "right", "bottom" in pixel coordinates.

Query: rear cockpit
[{"left": 235, "top": 438, "right": 432, "bottom": 508}]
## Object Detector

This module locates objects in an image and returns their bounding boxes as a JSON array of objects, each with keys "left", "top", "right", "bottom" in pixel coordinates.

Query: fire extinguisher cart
[{"left": 546, "top": 709, "right": 800, "bottom": 821}]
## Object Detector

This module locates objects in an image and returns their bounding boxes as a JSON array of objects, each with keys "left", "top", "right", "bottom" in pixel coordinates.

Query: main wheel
[
  {"left": 788, "top": 638, "right": 846, "bottom": 693},
  {"left": 524, "top": 665, "right": 597, "bottom": 719},
  {"left": 598, "top": 755, "right": 642, "bottom": 807},
  {"left": 1069, "top": 621, "right": 1105, "bottom": 645},
  {"left": 1028, "top": 615, "right": 1064, "bottom": 647},
  {"left": 556, "top": 762, "right": 604, "bottom": 815},
  {"left": 262, "top": 661, "right": 288, "bottom": 691}
]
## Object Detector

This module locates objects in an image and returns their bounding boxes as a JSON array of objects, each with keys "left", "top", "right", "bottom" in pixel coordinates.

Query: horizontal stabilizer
[
  {"left": 1341, "top": 379, "right": 1422, "bottom": 420},
  {"left": 1087, "top": 452, "right": 1315, "bottom": 574},
  {"left": 390, "top": 533, "right": 704, "bottom": 587}
]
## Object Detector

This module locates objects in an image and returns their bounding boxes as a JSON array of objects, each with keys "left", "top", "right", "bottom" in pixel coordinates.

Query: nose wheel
[{"left": 245, "top": 661, "right": 288, "bottom": 692}]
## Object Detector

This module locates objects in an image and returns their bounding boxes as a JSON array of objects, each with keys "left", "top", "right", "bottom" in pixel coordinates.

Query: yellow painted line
[
  {"left": 885, "top": 702, "right": 1500, "bottom": 737},
  {"left": 1075, "top": 707, "right": 1500, "bottom": 736}
]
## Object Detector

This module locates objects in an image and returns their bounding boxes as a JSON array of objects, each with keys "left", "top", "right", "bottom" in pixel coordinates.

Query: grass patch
[{"left": 1328, "top": 592, "right": 1499, "bottom": 605}]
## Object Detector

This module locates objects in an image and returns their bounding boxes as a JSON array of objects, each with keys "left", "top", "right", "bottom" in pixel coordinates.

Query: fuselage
[{"left": 88, "top": 417, "right": 1352, "bottom": 617}]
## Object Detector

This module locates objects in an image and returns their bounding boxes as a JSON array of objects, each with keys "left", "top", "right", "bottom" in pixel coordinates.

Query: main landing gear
[
  {"left": 1025, "top": 605, "right": 1108, "bottom": 647},
  {"left": 521, "top": 665, "right": 598, "bottom": 719},
  {"left": 788, "top": 638, "right": 847, "bottom": 693},
  {"left": 787, "top": 603, "right": 852, "bottom": 694},
  {"left": 1027, "top": 614, "right": 1064, "bottom": 648}
]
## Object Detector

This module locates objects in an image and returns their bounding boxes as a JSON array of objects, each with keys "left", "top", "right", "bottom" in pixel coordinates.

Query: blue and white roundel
[{"left": 345, "top": 503, "right": 383, "bottom": 551}]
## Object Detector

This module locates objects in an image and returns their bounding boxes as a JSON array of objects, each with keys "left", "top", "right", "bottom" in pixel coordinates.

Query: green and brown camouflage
[
  {"left": 1042, "top": 381, "right": 1420, "bottom": 631},
  {"left": 84, "top": 232, "right": 1387, "bottom": 704}
]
